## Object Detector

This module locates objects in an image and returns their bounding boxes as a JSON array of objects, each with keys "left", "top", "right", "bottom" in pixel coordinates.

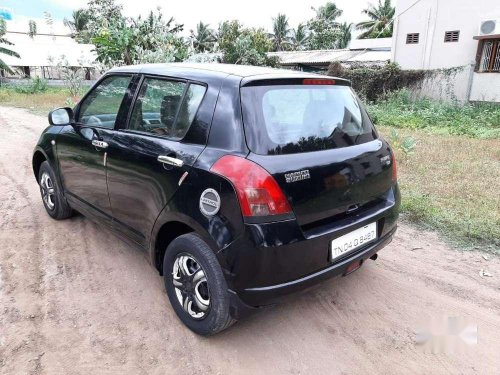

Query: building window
[
  {"left": 478, "top": 39, "right": 500, "bottom": 72},
  {"left": 444, "top": 30, "right": 460, "bottom": 42},
  {"left": 406, "top": 33, "right": 419, "bottom": 44}
]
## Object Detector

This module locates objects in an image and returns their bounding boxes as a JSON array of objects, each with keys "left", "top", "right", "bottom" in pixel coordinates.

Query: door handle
[
  {"left": 92, "top": 140, "right": 108, "bottom": 149},
  {"left": 157, "top": 155, "right": 184, "bottom": 168}
]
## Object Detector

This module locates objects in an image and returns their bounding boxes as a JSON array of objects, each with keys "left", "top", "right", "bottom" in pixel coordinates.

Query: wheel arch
[
  {"left": 32, "top": 149, "right": 48, "bottom": 182},
  {"left": 153, "top": 220, "right": 195, "bottom": 275}
]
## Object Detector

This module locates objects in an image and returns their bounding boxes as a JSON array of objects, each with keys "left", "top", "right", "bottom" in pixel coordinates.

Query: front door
[
  {"left": 106, "top": 77, "right": 207, "bottom": 246},
  {"left": 56, "top": 75, "right": 133, "bottom": 224}
]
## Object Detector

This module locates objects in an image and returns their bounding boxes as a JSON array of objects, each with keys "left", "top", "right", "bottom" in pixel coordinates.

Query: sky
[{"left": 0, "top": 0, "right": 390, "bottom": 35}]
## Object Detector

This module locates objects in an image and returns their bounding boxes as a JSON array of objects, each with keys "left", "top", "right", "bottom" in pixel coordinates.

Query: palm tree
[
  {"left": 337, "top": 22, "right": 352, "bottom": 49},
  {"left": 190, "top": 22, "right": 216, "bottom": 53},
  {"left": 0, "top": 19, "right": 20, "bottom": 74},
  {"left": 270, "top": 13, "right": 291, "bottom": 51},
  {"left": 290, "top": 23, "right": 309, "bottom": 51},
  {"left": 63, "top": 9, "right": 90, "bottom": 34},
  {"left": 313, "top": 2, "right": 343, "bottom": 22},
  {"left": 28, "top": 20, "right": 37, "bottom": 39},
  {"left": 356, "top": 0, "right": 395, "bottom": 39}
]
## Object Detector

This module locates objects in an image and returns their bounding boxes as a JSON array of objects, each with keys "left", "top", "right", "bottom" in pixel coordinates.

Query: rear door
[
  {"left": 106, "top": 76, "right": 208, "bottom": 246},
  {"left": 240, "top": 79, "right": 395, "bottom": 228}
]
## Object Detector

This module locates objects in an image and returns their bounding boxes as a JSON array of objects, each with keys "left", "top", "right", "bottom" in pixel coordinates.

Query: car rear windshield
[{"left": 241, "top": 84, "right": 378, "bottom": 155}]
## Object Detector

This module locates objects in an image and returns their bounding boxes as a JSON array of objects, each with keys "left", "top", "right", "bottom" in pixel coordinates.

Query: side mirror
[{"left": 48, "top": 107, "right": 74, "bottom": 126}]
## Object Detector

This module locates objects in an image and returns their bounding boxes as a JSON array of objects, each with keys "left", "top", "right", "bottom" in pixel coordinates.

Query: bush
[
  {"left": 327, "top": 62, "right": 426, "bottom": 102},
  {"left": 369, "top": 89, "right": 500, "bottom": 138},
  {"left": 14, "top": 77, "right": 48, "bottom": 94},
  {"left": 218, "top": 21, "right": 277, "bottom": 67},
  {"left": 387, "top": 128, "right": 416, "bottom": 159}
]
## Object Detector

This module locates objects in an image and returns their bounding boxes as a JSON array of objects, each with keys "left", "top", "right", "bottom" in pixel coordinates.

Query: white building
[
  {"left": 1, "top": 32, "right": 98, "bottom": 80},
  {"left": 392, "top": 0, "right": 500, "bottom": 102}
]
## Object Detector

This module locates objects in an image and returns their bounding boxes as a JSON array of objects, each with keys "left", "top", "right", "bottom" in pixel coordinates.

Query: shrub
[
  {"left": 14, "top": 77, "right": 48, "bottom": 94},
  {"left": 387, "top": 128, "right": 416, "bottom": 159},
  {"left": 327, "top": 63, "right": 426, "bottom": 102},
  {"left": 369, "top": 89, "right": 500, "bottom": 138}
]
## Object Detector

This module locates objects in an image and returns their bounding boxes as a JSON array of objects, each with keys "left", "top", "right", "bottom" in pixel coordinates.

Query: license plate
[{"left": 330, "top": 222, "right": 377, "bottom": 261}]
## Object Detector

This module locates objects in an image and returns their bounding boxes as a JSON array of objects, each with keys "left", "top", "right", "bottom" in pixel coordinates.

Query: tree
[
  {"left": 270, "top": 13, "right": 291, "bottom": 51},
  {"left": 307, "top": 2, "right": 343, "bottom": 50},
  {"left": 86, "top": 0, "right": 124, "bottom": 38},
  {"left": 356, "top": 0, "right": 395, "bottom": 39},
  {"left": 0, "top": 18, "right": 20, "bottom": 74},
  {"left": 216, "top": 20, "right": 241, "bottom": 53},
  {"left": 63, "top": 9, "right": 90, "bottom": 33},
  {"left": 132, "top": 10, "right": 187, "bottom": 63},
  {"left": 190, "top": 22, "right": 216, "bottom": 53},
  {"left": 337, "top": 22, "right": 352, "bottom": 49},
  {"left": 91, "top": 8, "right": 188, "bottom": 67},
  {"left": 290, "top": 23, "right": 309, "bottom": 51},
  {"left": 64, "top": 9, "right": 91, "bottom": 41},
  {"left": 313, "top": 2, "right": 343, "bottom": 21},
  {"left": 28, "top": 20, "right": 37, "bottom": 39},
  {"left": 91, "top": 19, "right": 135, "bottom": 65},
  {"left": 217, "top": 20, "right": 277, "bottom": 66},
  {"left": 44, "top": 11, "right": 55, "bottom": 40}
]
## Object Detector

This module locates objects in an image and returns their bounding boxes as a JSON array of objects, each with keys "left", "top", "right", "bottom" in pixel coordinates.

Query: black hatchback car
[{"left": 33, "top": 63, "right": 400, "bottom": 335}]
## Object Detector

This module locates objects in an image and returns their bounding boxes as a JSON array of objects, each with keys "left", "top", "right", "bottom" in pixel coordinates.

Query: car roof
[{"left": 108, "top": 63, "right": 350, "bottom": 85}]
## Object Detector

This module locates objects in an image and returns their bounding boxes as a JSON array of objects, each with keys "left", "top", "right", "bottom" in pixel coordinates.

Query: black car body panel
[
  {"left": 247, "top": 140, "right": 393, "bottom": 226},
  {"left": 33, "top": 63, "right": 400, "bottom": 318}
]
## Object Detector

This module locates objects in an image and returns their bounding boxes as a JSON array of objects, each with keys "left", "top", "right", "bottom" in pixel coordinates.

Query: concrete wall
[
  {"left": 408, "top": 65, "right": 472, "bottom": 103},
  {"left": 470, "top": 73, "right": 500, "bottom": 102},
  {"left": 392, "top": 0, "right": 500, "bottom": 102}
]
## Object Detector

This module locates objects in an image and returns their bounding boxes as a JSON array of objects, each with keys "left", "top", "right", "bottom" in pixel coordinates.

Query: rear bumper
[
  {"left": 236, "top": 226, "right": 395, "bottom": 308},
  {"left": 219, "top": 185, "right": 400, "bottom": 311}
]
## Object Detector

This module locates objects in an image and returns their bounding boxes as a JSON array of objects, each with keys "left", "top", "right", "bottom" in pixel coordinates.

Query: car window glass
[
  {"left": 241, "top": 85, "right": 376, "bottom": 155},
  {"left": 129, "top": 79, "right": 206, "bottom": 139},
  {"left": 174, "top": 84, "right": 206, "bottom": 138},
  {"left": 78, "top": 76, "right": 132, "bottom": 128},
  {"left": 129, "top": 78, "right": 185, "bottom": 137}
]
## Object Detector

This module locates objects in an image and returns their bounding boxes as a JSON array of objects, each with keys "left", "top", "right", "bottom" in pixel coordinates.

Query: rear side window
[
  {"left": 241, "top": 84, "right": 377, "bottom": 155},
  {"left": 128, "top": 78, "right": 206, "bottom": 139}
]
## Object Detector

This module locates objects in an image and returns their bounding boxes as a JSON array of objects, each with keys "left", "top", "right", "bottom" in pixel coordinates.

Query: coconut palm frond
[
  {"left": 0, "top": 58, "right": 14, "bottom": 74},
  {"left": 0, "top": 46, "right": 20, "bottom": 58},
  {"left": 270, "top": 13, "right": 291, "bottom": 51},
  {"left": 356, "top": 0, "right": 395, "bottom": 39}
]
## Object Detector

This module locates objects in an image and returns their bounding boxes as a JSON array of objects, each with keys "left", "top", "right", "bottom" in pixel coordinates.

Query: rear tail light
[
  {"left": 391, "top": 150, "right": 397, "bottom": 182},
  {"left": 211, "top": 155, "right": 292, "bottom": 217}
]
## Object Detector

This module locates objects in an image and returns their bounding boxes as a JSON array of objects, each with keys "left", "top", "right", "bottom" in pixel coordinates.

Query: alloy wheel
[
  {"left": 172, "top": 254, "right": 210, "bottom": 320},
  {"left": 40, "top": 172, "right": 56, "bottom": 210}
]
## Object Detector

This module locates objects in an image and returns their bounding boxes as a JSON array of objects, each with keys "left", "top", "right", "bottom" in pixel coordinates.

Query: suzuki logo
[{"left": 285, "top": 169, "right": 310, "bottom": 183}]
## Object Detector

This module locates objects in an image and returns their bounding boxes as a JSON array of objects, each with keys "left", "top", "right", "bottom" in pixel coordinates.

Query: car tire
[
  {"left": 163, "top": 233, "right": 235, "bottom": 336},
  {"left": 38, "top": 161, "right": 73, "bottom": 220}
]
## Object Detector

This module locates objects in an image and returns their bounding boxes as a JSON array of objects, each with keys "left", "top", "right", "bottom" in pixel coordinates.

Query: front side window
[
  {"left": 78, "top": 75, "right": 132, "bottom": 128},
  {"left": 478, "top": 39, "right": 500, "bottom": 72},
  {"left": 241, "top": 84, "right": 377, "bottom": 155},
  {"left": 128, "top": 78, "right": 206, "bottom": 139}
]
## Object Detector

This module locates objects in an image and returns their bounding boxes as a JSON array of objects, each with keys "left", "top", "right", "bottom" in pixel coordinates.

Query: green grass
[
  {"left": 0, "top": 84, "right": 87, "bottom": 115},
  {"left": 378, "top": 126, "right": 500, "bottom": 254},
  {"left": 368, "top": 89, "right": 500, "bottom": 138},
  {"left": 371, "top": 90, "right": 499, "bottom": 253}
]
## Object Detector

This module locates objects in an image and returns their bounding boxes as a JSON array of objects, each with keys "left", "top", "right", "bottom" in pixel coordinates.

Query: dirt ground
[{"left": 1, "top": 106, "right": 499, "bottom": 375}]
